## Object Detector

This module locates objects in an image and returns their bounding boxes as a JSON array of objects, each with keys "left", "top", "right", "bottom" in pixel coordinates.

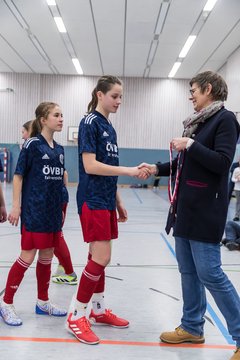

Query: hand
[
  {"left": 0, "top": 206, "right": 7, "bottom": 223},
  {"left": 128, "top": 166, "right": 151, "bottom": 179},
  {"left": 117, "top": 203, "right": 128, "bottom": 223},
  {"left": 8, "top": 206, "right": 21, "bottom": 226},
  {"left": 138, "top": 163, "right": 157, "bottom": 175},
  {"left": 137, "top": 166, "right": 151, "bottom": 179},
  {"left": 171, "top": 137, "right": 189, "bottom": 152}
]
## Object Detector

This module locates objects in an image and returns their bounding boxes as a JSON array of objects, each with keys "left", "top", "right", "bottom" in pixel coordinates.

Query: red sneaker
[
  {"left": 89, "top": 309, "right": 129, "bottom": 328},
  {"left": 66, "top": 313, "right": 100, "bottom": 344}
]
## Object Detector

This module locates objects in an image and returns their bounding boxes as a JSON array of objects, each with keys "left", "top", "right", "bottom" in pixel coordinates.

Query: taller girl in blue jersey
[
  {"left": 66, "top": 75, "right": 149, "bottom": 344},
  {"left": 0, "top": 102, "right": 67, "bottom": 326}
]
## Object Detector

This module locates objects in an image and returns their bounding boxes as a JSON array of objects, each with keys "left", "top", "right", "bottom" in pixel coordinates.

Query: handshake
[{"left": 127, "top": 163, "right": 157, "bottom": 180}]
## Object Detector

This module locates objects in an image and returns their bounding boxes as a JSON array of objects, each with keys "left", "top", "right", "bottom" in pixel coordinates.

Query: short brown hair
[{"left": 190, "top": 71, "right": 228, "bottom": 101}]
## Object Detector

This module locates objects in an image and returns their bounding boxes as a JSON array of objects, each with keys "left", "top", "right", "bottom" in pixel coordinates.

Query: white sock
[
  {"left": 72, "top": 300, "right": 88, "bottom": 320},
  {"left": 92, "top": 292, "right": 105, "bottom": 314},
  {"left": 37, "top": 299, "right": 49, "bottom": 306},
  {"left": 2, "top": 300, "right": 13, "bottom": 307}
]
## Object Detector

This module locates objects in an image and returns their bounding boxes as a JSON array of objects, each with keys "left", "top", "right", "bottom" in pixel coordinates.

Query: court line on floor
[
  {"left": 0, "top": 336, "right": 235, "bottom": 350},
  {"left": 131, "top": 189, "right": 143, "bottom": 204},
  {"left": 160, "top": 232, "right": 234, "bottom": 345}
]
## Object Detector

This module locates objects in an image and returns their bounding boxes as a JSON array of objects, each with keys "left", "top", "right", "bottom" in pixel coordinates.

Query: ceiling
[{"left": 0, "top": 0, "right": 240, "bottom": 79}]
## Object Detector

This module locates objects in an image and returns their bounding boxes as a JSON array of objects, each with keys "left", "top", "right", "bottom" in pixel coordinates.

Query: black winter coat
[{"left": 157, "top": 107, "right": 240, "bottom": 243}]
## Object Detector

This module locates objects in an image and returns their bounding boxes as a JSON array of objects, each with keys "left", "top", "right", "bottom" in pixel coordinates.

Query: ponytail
[
  {"left": 30, "top": 118, "right": 42, "bottom": 137},
  {"left": 87, "top": 88, "right": 98, "bottom": 113},
  {"left": 29, "top": 101, "right": 58, "bottom": 137},
  {"left": 87, "top": 75, "right": 122, "bottom": 113}
]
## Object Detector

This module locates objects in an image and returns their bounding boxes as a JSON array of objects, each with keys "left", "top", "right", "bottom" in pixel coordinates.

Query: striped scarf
[{"left": 183, "top": 100, "right": 224, "bottom": 137}]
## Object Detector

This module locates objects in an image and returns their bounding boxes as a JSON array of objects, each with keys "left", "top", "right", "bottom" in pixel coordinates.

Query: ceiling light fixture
[
  {"left": 46, "top": 0, "right": 56, "bottom": 5},
  {"left": 147, "top": 40, "right": 159, "bottom": 66},
  {"left": 203, "top": 0, "right": 218, "bottom": 12},
  {"left": 168, "top": 62, "right": 181, "bottom": 78},
  {"left": 179, "top": 35, "right": 196, "bottom": 58},
  {"left": 4, "top": 0, "right": 29, "bottom": 30},
  {"left": 54, "top": 17, "right": 67, "bottom": 33},
  {"left": 72, "top": 58, "right": 83, "bottom": 75},
  {"left": 154, "top": 0, "right": 170, "bottom": 35}
]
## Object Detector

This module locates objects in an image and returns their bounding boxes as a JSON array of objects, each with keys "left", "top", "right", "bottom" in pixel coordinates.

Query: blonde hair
[{"left": 30, "top": 102, "right": 58, "bottom": 137}]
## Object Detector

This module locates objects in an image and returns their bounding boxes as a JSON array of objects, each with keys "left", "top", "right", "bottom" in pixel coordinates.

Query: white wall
[
  {"left": 1, "top": 53, "right": 240, "bottom": 150},
  {"left": 225, "top": 46, "right": 240, "bottom": 114},
  {"left": 0, "top": 73, "right": 192, "bottom": 148}
]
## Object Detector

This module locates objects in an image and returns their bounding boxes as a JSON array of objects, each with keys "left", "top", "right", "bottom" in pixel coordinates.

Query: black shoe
[
  {"left": 233, "top": 217, "right": 239, "bottom": 221},
  {"left": 226, "top": 242, "right": 240, "bottom": 251},
  {"left": 221, "top": 238, "right": 229, "bottom": 246}
]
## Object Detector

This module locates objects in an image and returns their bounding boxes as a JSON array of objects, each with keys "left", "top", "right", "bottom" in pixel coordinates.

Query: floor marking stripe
[
  {"left": 160, "top": 233, "right": 235, "bottom": 345},
  {"left": 149, "top": 287, "right": 180, "bottom": 301},
  {"left": 131, "top": 189, "right": 143, "bottom": 204},
  {"left": 0, "top": 336, "right": 236, "bottom": 350}
]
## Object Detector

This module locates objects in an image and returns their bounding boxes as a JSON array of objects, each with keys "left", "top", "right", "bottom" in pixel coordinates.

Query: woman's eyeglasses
[{"left": 189, "top": 88, "right": 198, "bottom": 96}]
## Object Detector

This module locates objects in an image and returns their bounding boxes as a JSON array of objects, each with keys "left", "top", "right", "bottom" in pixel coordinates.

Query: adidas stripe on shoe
[{"left": 66, "top": 313, "right": 100, "bottom": 344}]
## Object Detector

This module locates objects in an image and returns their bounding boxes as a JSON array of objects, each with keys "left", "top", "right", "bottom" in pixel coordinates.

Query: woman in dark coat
[{"left": 141, "top": 71, "right": 240, "bottom": 360}]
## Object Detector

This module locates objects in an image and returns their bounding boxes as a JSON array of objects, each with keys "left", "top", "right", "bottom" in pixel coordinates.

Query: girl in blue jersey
[
  {"left": 0, "top": 102, "right": 67, "bottom": 326},
  {"left": 21, "top": 120, "right": 77, "bottom": 285},
  {"left": 66, "top": 75, "right": 149, "bottom": 344}
]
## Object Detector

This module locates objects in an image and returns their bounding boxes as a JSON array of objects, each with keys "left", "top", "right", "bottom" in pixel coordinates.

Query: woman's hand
[{"left": 171, "top": 137, "right": 189, "bottom": 151}]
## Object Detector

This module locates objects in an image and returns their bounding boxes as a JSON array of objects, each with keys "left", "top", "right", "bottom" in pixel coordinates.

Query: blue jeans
[
  {"left": 175, "top": 237, "right": 240, "bottom": 346},
  {"left": 225, "top": 221, "right": 240, "bottom": 243}
]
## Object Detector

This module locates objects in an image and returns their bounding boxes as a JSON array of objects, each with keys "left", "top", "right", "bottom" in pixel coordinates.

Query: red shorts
[
  {"left": 21, "top": 225, "right": 62, "bottom": 250},
  {"left": 80, "top": 202, "right": 118, "bottom": 243}
]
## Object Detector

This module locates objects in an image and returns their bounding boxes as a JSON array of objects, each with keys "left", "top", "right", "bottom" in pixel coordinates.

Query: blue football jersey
[
  {"left": 15, "top": 134, "right": 64, "bottom": 232},
  {"left": 77, "top": 110, "right": 119, "bottom": 213}
]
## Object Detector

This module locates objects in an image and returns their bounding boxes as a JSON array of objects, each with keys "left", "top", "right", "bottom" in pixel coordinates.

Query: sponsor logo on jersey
[
  {"left": 103, "top": 131, "right": 109, "bottom": 137},
  {"left": 106, "top": 142, "right": 119, "bottom": 158},
  {"left": 42, "top": 154, "right": 50, "bottom": 160},
  {"left": 42, "top": 165, "right": 64, "bottom": 180}
]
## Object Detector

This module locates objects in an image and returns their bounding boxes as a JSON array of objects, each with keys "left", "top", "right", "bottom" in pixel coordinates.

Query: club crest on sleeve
[{"left": 59, "top": 154, "right": 64, "bottom": 165}]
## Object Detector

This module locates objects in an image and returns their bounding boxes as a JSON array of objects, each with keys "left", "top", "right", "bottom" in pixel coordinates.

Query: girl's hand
[
  {"left": 117, "top": 203, "right": 128, "bottom": 223},
  {"left": 8, "top": 206, "right": 21, "bottom": 226},
  {"left": 0, "top": 206, "right": 7, "bottom": 223}
]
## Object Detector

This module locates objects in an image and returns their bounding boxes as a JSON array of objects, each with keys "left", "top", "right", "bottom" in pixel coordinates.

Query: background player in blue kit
[
  {"left": 20, "top": 120, "right": 77, "bottom": 285},
  {"left": 0, "top": 102, "right": 67, "bottom": 326},
  {"left": 51, "top": 170, "right": 78, "bottom": 285},
  {"left": 66, "top": 75, "right": 149, "bottom": 344}
]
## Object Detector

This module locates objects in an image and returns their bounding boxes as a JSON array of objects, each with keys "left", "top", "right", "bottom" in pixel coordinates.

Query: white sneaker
[
  {"left": 0, "top": 302, "right": 22, "bottom": 326},
  {"left": 36, "top": 301, "right": 67, "bottom": 317}
]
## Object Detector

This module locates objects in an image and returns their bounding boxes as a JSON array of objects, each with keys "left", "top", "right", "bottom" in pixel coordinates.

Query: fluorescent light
[
  {"left": 154, "top": 0, "right": 170, "bottom": 35},
  {"left": 147, "top": 40, "right": 158, "bottom": 66},
  {"left": 168, "top": 62, "right": 181, "bottom": 78},
  {"left": 54, "top": 17, "right": 67, "bottom": 33},
  {"left": 179, "top": 35, "right": 196, "bottom": 58},
  {"left": 203, "top": 0, "right": 218, "bottom": 12},
  {"left": 72, "top": 58, "right": 83, "bottom": 75},
  {"left": 46, "top": 0, "right": 56, "bottom": 5}
]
